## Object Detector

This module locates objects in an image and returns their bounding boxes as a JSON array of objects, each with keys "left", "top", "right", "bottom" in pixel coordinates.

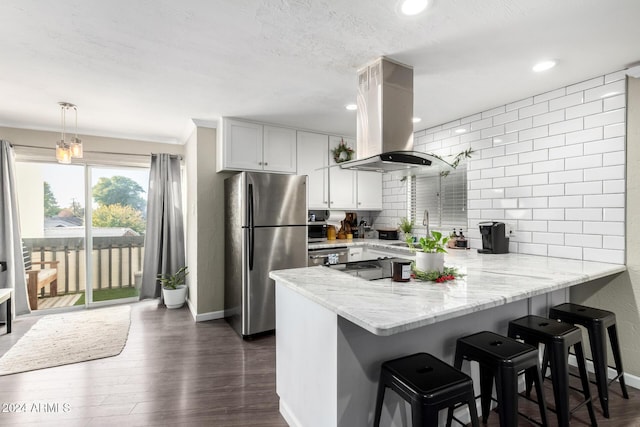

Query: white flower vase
[
  {"left": 415, "top": 252, "right": 445, "bottom": 273},
  {"left": 162, "top": 285, "right": 188, "bottom": 309}
]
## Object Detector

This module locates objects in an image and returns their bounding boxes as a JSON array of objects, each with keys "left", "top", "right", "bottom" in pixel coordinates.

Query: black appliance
[
  {"left": 377, "top": 229, "right": 399, "bottom": 240},
  {"left": 478, "top": 222, "right": 509, "bottom": 254},
  {"left": 308, "top": 222, "right": 328, "bottom": 242}
]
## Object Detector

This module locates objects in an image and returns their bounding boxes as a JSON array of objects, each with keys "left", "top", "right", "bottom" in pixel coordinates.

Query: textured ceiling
[{"left": 1, "top": 0, "right": 639, "bottom": 144}]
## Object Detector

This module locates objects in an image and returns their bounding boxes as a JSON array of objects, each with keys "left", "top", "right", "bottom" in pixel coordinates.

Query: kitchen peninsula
[{"left": 270, "top": 245, "right": 626, "bottom": 427}]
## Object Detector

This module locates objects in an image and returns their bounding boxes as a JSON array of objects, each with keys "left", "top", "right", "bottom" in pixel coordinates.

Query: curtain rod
[{"left": 10, "top": 143, "right": 154, "bottom": 158}]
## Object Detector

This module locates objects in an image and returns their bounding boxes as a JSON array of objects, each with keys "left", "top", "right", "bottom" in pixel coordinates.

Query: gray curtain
[
  {"left": 0, "top": 140, "right": 30, "bottom": 316},
  {"left": 140, "top": 153, "right": 185, "bottom": 300}
]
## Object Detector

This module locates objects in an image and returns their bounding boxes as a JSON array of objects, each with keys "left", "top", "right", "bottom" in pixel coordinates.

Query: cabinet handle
[
  {"left": 358, "top": 202, "right": 362, "bottom": 205},
  {"left": 258, "top": 161, "right": 263, "bottom": 165},
  {"left": 264, "top": 162, "right": 268, "bottom": 166}
]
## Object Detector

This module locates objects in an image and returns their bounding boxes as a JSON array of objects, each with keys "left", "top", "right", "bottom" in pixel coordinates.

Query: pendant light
[{"left": 55, "top": 102, "right": 83, "bottom": 163}]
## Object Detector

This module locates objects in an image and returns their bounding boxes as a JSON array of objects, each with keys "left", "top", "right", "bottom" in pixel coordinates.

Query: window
[{"left": 408, "top": 166, "right": 467, "bottom": 232}]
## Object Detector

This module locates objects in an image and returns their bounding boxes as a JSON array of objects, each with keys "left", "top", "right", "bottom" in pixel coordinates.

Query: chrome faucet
[{"left": 423, "top": 210, "right": 429, "bottom": 236}]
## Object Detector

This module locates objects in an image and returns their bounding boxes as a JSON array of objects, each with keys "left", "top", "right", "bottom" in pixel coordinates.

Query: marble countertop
[{"left": 270, "top": 250, "right": 626, "bottom": 336}]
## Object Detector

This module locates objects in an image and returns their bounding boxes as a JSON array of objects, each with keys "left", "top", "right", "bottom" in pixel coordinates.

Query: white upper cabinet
[
  {"left": 356, "top": 171, "right": 383, "bottom": 210},
  {"left": 297, "top": 131, "right": 329, "bottom": 209},
  {"left": 328, "top": 136, "right": 357, "bottom": 210},
  {"left": 218, "top": 118, "right": 296, "bottom": 173}
]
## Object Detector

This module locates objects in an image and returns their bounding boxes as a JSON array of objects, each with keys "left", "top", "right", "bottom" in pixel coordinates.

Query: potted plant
[
  {"left": 158, "top": 266, "right": 189, "bottom": 309},
  {"left": 407, "top": 231, "right": 449, "bottom": 272},
  {"left": 398, "top": 217, "right": 414, "bottom": 242}
]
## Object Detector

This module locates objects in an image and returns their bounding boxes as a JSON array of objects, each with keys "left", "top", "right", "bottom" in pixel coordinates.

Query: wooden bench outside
[{"left": 23, "top": 244, "right": 58, "bottom": 310}]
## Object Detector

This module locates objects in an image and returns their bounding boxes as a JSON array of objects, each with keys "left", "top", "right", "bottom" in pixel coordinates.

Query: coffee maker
[{"left": 478, "top": 222, "right": 509, "bottom": 254}]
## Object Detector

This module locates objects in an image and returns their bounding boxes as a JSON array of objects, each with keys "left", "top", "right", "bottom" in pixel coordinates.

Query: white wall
[{"left": 380, "top": 69, "right": 627, "bottom": 264}]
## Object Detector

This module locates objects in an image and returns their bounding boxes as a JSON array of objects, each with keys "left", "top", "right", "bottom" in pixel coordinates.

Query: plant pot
[
  {"left": 162, "top": 285, "right": 188, "bottom": 309},
  {"left": 415, "top": 251, "right": 445, "bottom": 273}
]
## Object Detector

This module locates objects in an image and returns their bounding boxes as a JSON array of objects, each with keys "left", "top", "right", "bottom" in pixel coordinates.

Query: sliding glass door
[{"left": 15, "top": 161, "right": 149, "bottom": 311}]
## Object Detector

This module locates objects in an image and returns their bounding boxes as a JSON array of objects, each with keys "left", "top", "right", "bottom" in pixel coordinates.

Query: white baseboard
[
  {"left": 279, "top": 400, "right": 302, "bottom": 427},
  {"left": 185, "top": 298, "right": 225, "bottom": 322},
  {"left": 568, "top": 354, "right": 640, "bottom": 390}
]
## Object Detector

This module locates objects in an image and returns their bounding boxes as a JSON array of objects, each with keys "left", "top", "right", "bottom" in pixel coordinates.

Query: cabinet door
[
  {"left": 263, "top": 125, "right": 297, "bottom": 173},
  {"left": 328, "top": 136, "right": 357, "bottom": 210},
  {"left": 357, "top": 171, "right": 383, "bottom": 210},
  {"left": 297, "top": 131, "right": 329, "bottom": 209},
  {"left": 223, "top": 119, "right": 263, "bottom": 171}
]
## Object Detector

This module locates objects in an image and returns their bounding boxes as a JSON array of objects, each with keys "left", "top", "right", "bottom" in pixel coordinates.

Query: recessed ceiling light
[
  {"left": 412, "top": 117, "right": 422, "bottom": 123},
  {"left": 345, "top": 103, "right": 357, "bottom": 111},
  {"left": 532, "top": 60, "right": 557, "bottom": 73},
  {"left": 454, "top": 128, "right": 466, "bottom": 134},
  {"left": 400, "top": 0, "right": 429, "bottom": 16}
]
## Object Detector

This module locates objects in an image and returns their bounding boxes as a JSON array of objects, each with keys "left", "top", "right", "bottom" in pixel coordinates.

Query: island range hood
[{"left": 338, "top": 57, "right": 453, "bottom": 175}]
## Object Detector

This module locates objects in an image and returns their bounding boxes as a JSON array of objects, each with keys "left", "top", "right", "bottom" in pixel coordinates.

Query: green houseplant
[
  {"left": 398, "top": 217, "right": 414, "bottom": 241},
  {"left": 158, "top": 266, "right": 189, "bottom": 309},
  {"left": 407, "top": 231, "right": 449, "bottom": 272}
]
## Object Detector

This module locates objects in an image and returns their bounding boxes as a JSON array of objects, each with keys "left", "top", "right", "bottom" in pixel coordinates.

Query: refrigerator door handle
[{"left": 248, "top": 183, "right": 254, "bottom": 270}]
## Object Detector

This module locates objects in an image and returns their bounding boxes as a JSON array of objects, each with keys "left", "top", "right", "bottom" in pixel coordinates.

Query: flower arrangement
[{"left": 331, "top": 138, "right": 355, "bottom": 163}]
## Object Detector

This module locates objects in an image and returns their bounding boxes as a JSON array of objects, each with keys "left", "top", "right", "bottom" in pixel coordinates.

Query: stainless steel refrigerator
[{"left": 224, "top": 172, "right": 308, "bottom": 338}]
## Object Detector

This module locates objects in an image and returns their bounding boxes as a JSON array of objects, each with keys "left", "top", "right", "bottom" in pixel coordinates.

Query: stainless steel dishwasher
[{"left": 307, "top": 247, "right": 349, "bottom": 266}]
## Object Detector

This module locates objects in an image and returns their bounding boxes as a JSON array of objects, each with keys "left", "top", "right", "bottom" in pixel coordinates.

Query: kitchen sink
[{"left": 386, "top": 241, "right": 411, "bottom": 247}]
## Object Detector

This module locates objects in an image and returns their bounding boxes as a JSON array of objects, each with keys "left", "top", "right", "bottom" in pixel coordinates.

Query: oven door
[{"left": 308, "top": 247, "right": 348, "bottom": 266}]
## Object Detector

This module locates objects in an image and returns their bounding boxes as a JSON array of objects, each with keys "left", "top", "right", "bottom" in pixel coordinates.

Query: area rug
[{"left": 0, "top": 305, "right": 131, "bottom": 375}]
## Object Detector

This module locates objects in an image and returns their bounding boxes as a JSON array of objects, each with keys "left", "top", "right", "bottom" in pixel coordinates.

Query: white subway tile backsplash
[
  {"left": 603, "top": 236, "right": 625, "bottom": 250},
  {"left": 519, "top": 102, "right": 549, "bottom": 119},
  {"left": 583, "top": 248, "right": 624, "bottom": 264},
  {"left": 584, "top": 137, "right": 624, "bottom": 155},
  {"left": 534, "top": 135, "right": 565, "bottom": 150},
  {"left": 584, "top": 165, "right": 625, "bottom": 181},
  {"left": 548, "top": 221, "right": 582, "bottom": 233},
  {"left": 549, "top": 118, "right": 583, "bottom": 135},
  {"left": 442, "top": 119, "right": 462, "bottom": 130},
  {"left": 533, "top": 110, "right": 565, "bottom": 127},
  {"left": 460, "top": 130, "right": 482, "bottom": 143},
  {"left": 517, "top": 220, "right": 548, "bottom": 232},
  {"left": 506, "top": 117, "right": 533, "bottom": 133},
  {"left": 549, "top": 170, "right": 583, "bottom": 184},
  {"left": 481, "top": 209, "right": 505, "bottom": 219},
  {"left": 550, "top": 92, "right": 584, "bottom": 111},
  {"left": 511, "top": 231, "right": 532, "bottom": 243},
  {"left": 549, "top": 144, "right": 583, "bottom": 160},
  {"left": 505, "top": 209, "right": 533, "bottom": 220},
  {"left": 467, "top": 209, "right": 481, "bottom": 219},
  {"left": 519, "top": 243, "right": 548, "bottom": 256},
  {"left": 481, "top": 188, "right": 505, "bottom": 199},
  {"left": 532, "top": 209, "right": 564, "bottom": 221},
  {"left": 493, "top": 154, "right": 520, "bottom": 167},
  {"left": 548, "top": 245, "right": 583, "bottom": 260},
  {"left": 565, "top": 233, "right": 602, "bottom": 248},
  {"left": 604, "top": 94, "right": 625, "bottom": 111},
  {"left": 469, "top": 199, "right": 493, "bottom": 209},
  {"left": 505, "top": 186, "right": 532, "bottom": 198},
  {"left": 470, "top": 117, "right": 494, "bottom": 131},
  {"left": 566, "top": 100, "right": 603, "bottom": 120},
  {"left": 471, "top": 138, "right": 494, "bottom": 151},
  {"left": 565, "top": 181, "right": 603, "bottom": 195},
  {"left": 519, "top": 197, "right": 548, "bottom": 208},
  {"left": 584, "top": 109, "right": 625, "bottom": 129},
  {"left": 603, "top": 208, "right": 625, "bottom": 222},
  {"left": 434, "top": 129, "right": 452, "bottom": 140},
  {"left": 548, "top": 195, "right": 583, "bottom": 208},
  {"left": 565, "top": 154, "right": 602, "bottom": 170},
  {"left": 566, "top": 128, "right": 603, "bottom": 145},
  {"left": 469, "top": 178, "right": 493, "bottom": 190},
  {"left": 481, "top": 167, "right": 505, "bottom": 179},
  {"left": 467, "top": 170, "right": 481, "bottom": 181},
  {"left": 532, "top": 183, "right": 564, "bottom": 196},
  {"left": 461, "top": 113, "right": 482, "bottom": 124},
  {"left": 603, "top": 151, "right": 625, "bottom": 166},
  {"left": 533, "top": 159, "right": 565, "bottom": 173},
  {"left": 604, "top": 123, "right": 625, "bottom": 138},
  {"left": 482, "top": 146, "right": 506, "bottom": 159},
  {"left": 506, "top": 97, "right": 534, "bottom": 111},
  {"left": 469, "top": 158, "right": 494, "bottom": 170},
  {"left": 585, "top": 80, "right": 625, "bottom": 102},
  {"left": 520, "top": 173, "right": 549, "bottom": 186},
  {"left": 567, "top": 76, "right": 604, "bottom": 94},
  {"left": 584, "top": 194, "right": 625, "bottom": 208},
  {"left": 468, "top": 189, "right": 481, "bottom": 200},
  {"left": 520, "top": 126, "right": 549, "bottom": 141},
  {"left": 493, "top": 110, "right": 519, "bottom": 126},
  {"left": 506, "top": 140, "right": 534, "bottom": 155},
  {"left": 481, "top": 125, "right": 505, "bottom": 139},
  {"left": 482, "top": 106, "right": 506, "bottom": 118},
  {"left": 583, "top": 221, "right": 624, "bottom": 236},
  {"left": 565, "top": 208, "right": 602, "bottom": 221},
  {"left": 518, "top": 150, "right": 549, "bottom": 164},
  {"left": 493, "top": 198, "right": 518, "bottom": 209},
  {"left": 493, "top": 176, "right": 519, "bottom": 188},
  {"left": 532, "top": 232, "right": 564, "bottom": 245},
  {"left": 534, "top": 87, "right": 567, "bottom": 103},
  {"left": 605, "top": 70, "right": 627, "bottom": 83},
  {"left": 505, "top": 163, "right": 532, "bottom": 176}
]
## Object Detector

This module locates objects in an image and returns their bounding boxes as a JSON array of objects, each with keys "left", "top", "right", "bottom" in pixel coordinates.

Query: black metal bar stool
[
  {"left": 447, "top": 331, "right": 549, "bottom": 427},
  {"left": 508, "top": 315, "right": 598, "bottom": 427},
  {"left": 549, "top": 302, "right": 629, "bottom": 418},
  {"left": 373, "top": 352, "right": 479, "bottom": 427}
]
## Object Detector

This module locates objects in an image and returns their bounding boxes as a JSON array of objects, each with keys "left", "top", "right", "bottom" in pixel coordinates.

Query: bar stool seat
[
  {"left": 448, "top": 331, "right": 549, "bottom": 427},
  {"left": 373, "top": 352, "right": 479, "bottom": 427},
  {"left": 549, "top": 302, "right": 629, "bottom": 418},
  {"left": 508, "top": 315, "right": 598, "bottom": 427}
]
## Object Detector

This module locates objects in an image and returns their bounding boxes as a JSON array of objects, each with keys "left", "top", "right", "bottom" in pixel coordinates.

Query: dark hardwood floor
[{"left": 0, "top": 301, "right": 638, "bottom": 426}]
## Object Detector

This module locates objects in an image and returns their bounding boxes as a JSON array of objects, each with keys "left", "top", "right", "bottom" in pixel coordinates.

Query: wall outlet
[{"left": 504, "top": 222, "right": 516, "bottom": 237}]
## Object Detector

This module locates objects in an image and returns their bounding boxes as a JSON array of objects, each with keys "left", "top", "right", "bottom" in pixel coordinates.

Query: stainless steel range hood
[{"left": 339, "top": 57, "right": 453, "bottom": 175}]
